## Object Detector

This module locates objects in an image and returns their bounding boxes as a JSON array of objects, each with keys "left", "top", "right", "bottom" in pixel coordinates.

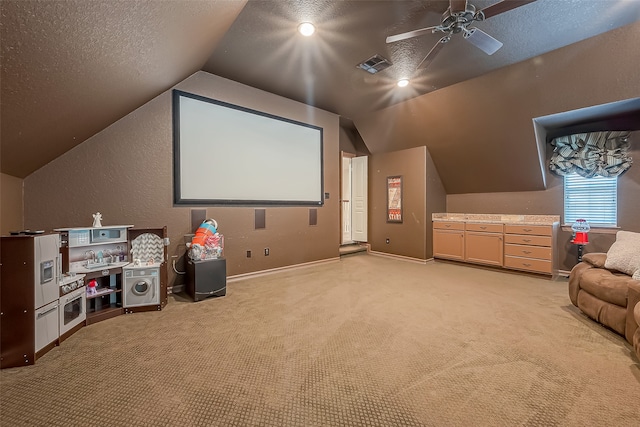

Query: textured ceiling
[
  {"left": 1, "top": 0, "right": 639, "bottom": 179},
  {"left": 0, "top": 0, "right": 247, "bottom": 178},
  {"left": 204, "top": 0, "right": 640, "bottom": 121}
]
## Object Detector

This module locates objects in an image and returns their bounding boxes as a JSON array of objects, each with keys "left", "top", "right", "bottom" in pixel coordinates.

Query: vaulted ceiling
[{"left": 2, "top": 0, "right": 639, "bottom": 180}]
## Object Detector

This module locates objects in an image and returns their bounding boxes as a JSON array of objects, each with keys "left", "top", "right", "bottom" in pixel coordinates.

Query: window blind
[{"left": 564, "top": 174, "right": 617, "bottom": 226}]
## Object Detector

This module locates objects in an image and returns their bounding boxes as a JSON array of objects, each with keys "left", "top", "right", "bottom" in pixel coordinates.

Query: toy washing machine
[
  {"left": 123, "top": 230, "right": 166, "bottom": 313},
  {"left": 123, "top": 265, "right": 160, "bottom": 309}
]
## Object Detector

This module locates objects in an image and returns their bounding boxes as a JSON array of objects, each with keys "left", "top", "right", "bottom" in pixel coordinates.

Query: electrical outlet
[
  {"left": 264, "top": 248, "right": 270, "bottom": 256},
  {"left": 247, "top": 250, "right": 252, "bottom": 258},
  {"left": 385, "top": 238, "right": 390, "bottom": 244}
]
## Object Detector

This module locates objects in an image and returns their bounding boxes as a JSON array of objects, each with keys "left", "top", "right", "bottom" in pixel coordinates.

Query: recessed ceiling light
[
  {"left": 298, "top": 22, "right": 315, "bottom": 37},
  {"left": 397, "top": 79, "right": 409, "bottom": 88}
]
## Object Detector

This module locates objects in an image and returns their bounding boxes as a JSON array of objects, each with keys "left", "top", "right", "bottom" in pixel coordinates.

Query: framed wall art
[{"left": 387, "top": 175, "right": 403, "bottom": 223}]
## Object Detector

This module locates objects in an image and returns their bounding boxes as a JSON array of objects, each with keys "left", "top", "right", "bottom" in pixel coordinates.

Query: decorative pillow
[{"left": 604, "top": 231, "right": 640, "bottom": 280}]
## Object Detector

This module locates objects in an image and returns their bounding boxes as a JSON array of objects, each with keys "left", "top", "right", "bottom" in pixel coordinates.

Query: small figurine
[
  {"left": 87, "top": 279, "right": 98, "bottom": 296},
  {"left": 92, "top": 212, "right": 103, "bottom": 228}
]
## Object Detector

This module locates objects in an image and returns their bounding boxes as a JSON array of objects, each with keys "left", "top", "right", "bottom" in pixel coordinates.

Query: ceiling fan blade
[
  {"left": 477, "top": 0, "right": 536, "bottom": 20},
  {"left": 449, "top": 0, "right": 467, "bottom": 14},
  {"left": 417, "top": 36, "right": 449, "bottom": 69},
  {"left": 463, "top": 27, "right": 503, "bottom": 55},
  {"left": 386, "top": 26, "right": 440, "bottom": 43}
]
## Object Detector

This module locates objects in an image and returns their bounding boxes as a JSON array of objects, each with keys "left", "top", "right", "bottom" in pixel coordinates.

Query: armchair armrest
[
  {"left": 625, "top": 280, "right": 640, "bottom": 344},
  {"left": 581, "top": 252, "right": 607, "bottom": 268},
  {"left": 568, "top": 260, "right": 597, "bottom": 307}
]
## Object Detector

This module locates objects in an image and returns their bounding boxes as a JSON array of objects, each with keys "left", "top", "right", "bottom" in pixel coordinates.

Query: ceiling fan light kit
[
  {"left": 386, "top": 0, "right": 536, "bottom": 70},
  {"left": 462, "top": 27, "right": 503, "bottom": 55}
]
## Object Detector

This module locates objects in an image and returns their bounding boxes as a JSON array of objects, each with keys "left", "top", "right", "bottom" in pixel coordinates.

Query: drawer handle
[
  {"left": 523, "top": 228, "right": 532, "bottom": 232},
  {"left": 37, "top": 307, "right": 58, "bottom": 317},
  {"left": 445, "top": 224, "right": 451, "bottom": 228},
  {"left": 523, "top": 263, "right": 532, "bottom": 267},
  {"left": 523, "top": 250, "right": 532, "bottom": 254},
  {"left": 480, "top": 226, "right": 487, "bottom": 229},
  {"left": 522, "top": 239, "right": 531, "bottom": 243}
]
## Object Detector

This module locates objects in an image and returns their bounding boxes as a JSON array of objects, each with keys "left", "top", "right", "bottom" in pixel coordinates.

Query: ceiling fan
[{"left": 386, "top": 0, "right": 536, "bottom": 69}]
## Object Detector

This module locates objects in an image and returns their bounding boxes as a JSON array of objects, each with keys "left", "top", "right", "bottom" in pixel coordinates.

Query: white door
[
  {"left": 341, "top": 155, "right": 353, "bottom": 244},
  {"left": 351, "top": 156, "right": 368, "bottom": 242}
]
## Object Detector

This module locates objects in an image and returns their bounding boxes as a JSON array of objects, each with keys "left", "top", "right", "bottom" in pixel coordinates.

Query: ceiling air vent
[{"left": 356, "top": 54, "right": 392, "bottom": 74}]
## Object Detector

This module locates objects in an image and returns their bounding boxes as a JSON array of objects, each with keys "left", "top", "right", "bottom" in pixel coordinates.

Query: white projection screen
[{"left": 173, "top": 90, "right": 324, "bottom": 206}]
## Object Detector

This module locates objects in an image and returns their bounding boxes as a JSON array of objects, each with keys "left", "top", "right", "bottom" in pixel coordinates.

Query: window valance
[{"left": 549, "top": 131, "right": 632, "bottom": 178}]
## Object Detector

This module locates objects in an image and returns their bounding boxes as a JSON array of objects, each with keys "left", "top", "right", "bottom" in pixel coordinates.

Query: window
[{"left": 564, "top": 174, "right": 617, "bottom": 227}]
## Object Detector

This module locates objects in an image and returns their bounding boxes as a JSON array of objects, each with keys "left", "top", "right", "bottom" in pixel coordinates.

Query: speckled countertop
[{"left": 432, "top": 213, "right": 560, "bottom": 225}]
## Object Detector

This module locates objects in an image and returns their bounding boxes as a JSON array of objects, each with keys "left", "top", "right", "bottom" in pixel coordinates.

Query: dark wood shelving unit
[
  {"left": 86, "top": 304, "right": 123, "bottom": 325},
  {"left": 86, "top": 288, "right": 120, "bottom": 299}
]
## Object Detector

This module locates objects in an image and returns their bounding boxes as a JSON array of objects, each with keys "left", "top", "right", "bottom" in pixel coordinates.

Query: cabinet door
[
  {"left": 465, "top": 232, "right": 504, "bottom": 267},
  {"left": 433, "top": 230, "right": 465, "bottom": 260},
  {"left": 35, "top": 300, "right": 59, "bottom": 353}
]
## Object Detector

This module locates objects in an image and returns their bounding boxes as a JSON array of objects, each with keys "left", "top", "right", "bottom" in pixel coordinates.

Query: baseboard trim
[
  {"left": 227, "top": 257, "right": 341, "bottom": 283},
  {"left": 368, "top": 250, "right": 428, "bottom": 264},
  {"left": 557, "top": 269, "right": 571, "bottom": 278}
]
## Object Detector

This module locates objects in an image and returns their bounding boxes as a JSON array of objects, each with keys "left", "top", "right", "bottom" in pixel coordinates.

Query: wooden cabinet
[
  {"left": 433, "top": 221, "right": 465, "bottom": 260},
  {"left": 464, "top": 223, "right": 503, "bottom": 267},
  {"left": 504, "top": 224, "right": 557, "bottom": 275},
  {"left": 433, "top": 218, "right": 558, "bottom": 276}
]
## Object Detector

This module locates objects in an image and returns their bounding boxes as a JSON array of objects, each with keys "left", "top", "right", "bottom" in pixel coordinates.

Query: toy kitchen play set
[{"left": 0, "top": 216, "right": 168, "bottom": 369}]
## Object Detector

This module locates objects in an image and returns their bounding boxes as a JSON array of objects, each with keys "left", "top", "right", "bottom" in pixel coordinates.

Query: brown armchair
[
  {"left": 628, "top": 281, "right": 640, "bottom": 359},
  {"left": 569, "top": 252, "right": 640, "bottom": 360}
]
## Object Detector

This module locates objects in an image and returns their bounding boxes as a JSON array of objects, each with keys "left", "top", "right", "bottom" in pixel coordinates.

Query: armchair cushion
[
  {"left": 578, "top": 268, "right": 632, "bottom": 307},
  {"left": 582, "top": 252, "right": 607, "bottom": 268},
  {"left": 604, "top": 231, "right": 640, "bottom": 280}
]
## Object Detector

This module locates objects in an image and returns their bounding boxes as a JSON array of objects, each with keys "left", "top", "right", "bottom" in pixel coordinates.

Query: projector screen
[{"left": 172, "top": 90, "right": 324, "bottom": 206}]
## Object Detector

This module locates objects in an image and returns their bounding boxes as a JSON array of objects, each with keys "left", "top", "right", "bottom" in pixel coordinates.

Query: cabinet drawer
[
  {"left": 433, "top": 221, "right": 465, "bottom": 231},
  {"left": 504, "top": 234, "right": 551, "bottom": 247},
  {"left": 504, "top": 256, "right": 552, "bottom": 274},
  {"left": 504, "top": 224, "right": 552, "bottom": 236},
  {"left": 465, "top": 223, "right": 503, "bottom": 233},
  {"left": 504, "top": 244, "right": 551, "bottom": 260}
]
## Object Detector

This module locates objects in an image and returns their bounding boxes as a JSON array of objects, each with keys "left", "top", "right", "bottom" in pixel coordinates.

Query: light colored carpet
[{"left": 1, "top": 255, "right": 639, "bottom": 426}]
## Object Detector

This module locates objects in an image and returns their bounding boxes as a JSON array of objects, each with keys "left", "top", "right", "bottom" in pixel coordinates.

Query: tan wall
[
  {"left": 369, "top": 147, "right": 427, "bottom": 259},
  {"left": 1, "top": 173, "right": 24, "bottom": 234},
  {"left": 23, "top": 71, "right": 340, "bottom": 286},
  {"left": 448, "top": 133, "right": 640, "bottom": 271},
  {"left": 425, "top": 150, "right": 447, "bottom": 258},
  {"left": 339, "top": 126, "right": 358, "bottom": 155},
  {"left": 369, "top": 146, "right": 445, "bottom": 260}
]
